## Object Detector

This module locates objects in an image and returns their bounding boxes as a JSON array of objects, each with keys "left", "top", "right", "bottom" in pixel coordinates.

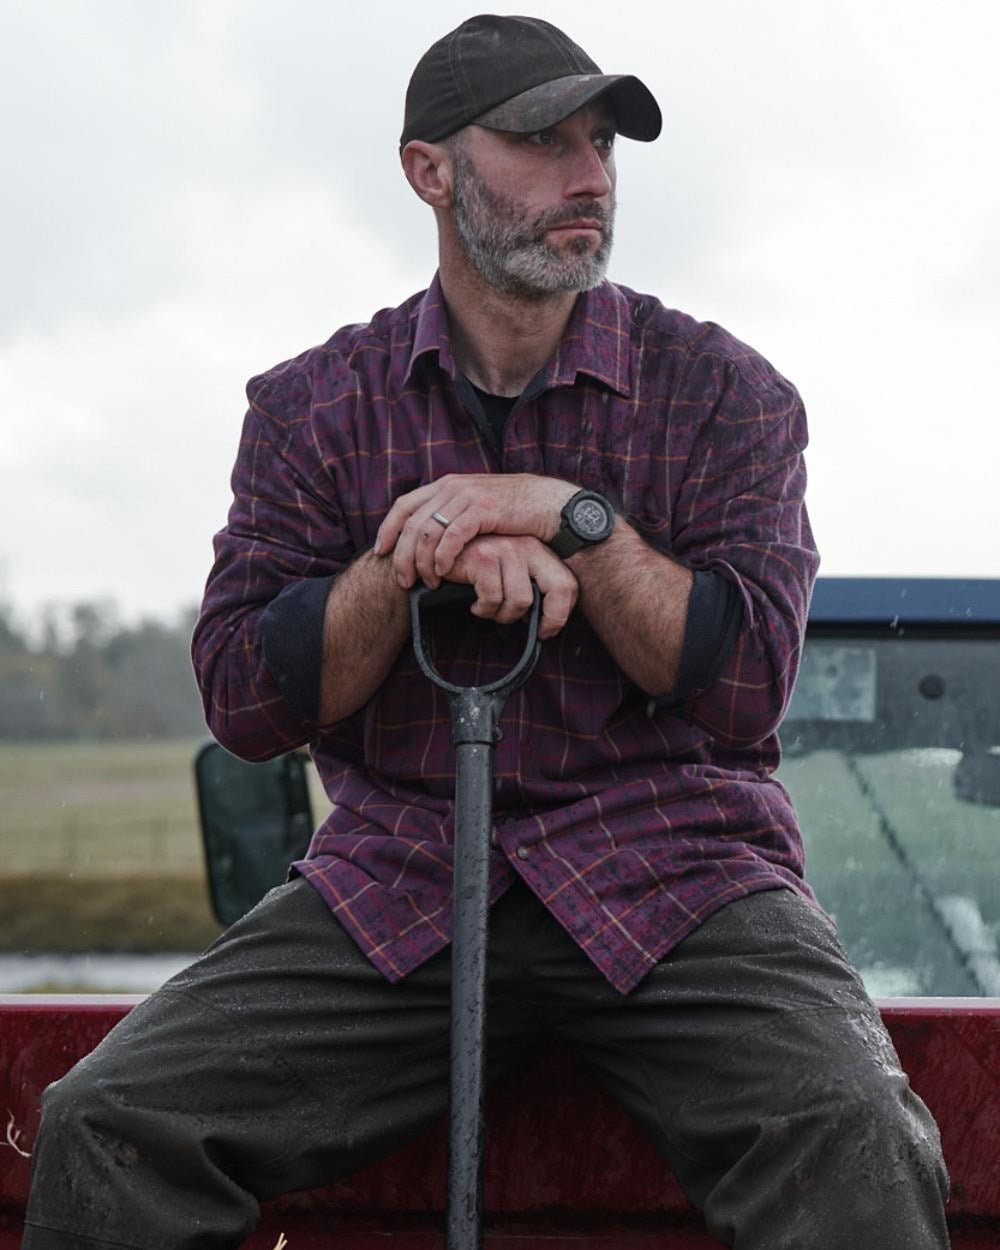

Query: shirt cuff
[
  {"left": 650, "top": 569, "right": 744, "bottom": 709},
  {"left": 259, "top": 576, "right": 335, "bottom": 723}
]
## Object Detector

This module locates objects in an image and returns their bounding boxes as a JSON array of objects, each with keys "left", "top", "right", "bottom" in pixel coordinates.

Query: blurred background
[{"left": 1, "top": 0, "right": 997, "bottom": 988}]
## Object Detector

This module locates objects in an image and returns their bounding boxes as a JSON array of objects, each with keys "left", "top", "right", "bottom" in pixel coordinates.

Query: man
[{"left": 23, "top": 15, "right": 948, "bottom": 1249}]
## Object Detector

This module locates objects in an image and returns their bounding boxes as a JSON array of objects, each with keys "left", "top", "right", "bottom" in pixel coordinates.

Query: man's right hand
[{"left": 446, "top": 535, "right": 578, "bottom": 640}]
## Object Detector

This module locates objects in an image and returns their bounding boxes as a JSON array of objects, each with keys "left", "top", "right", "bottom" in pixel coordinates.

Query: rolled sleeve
[
  {"left": 650, "top": 570, "right": 744, "bottom": 710},
  {"left": 259, "top": 575, "right": 336, "bottom": 723}
]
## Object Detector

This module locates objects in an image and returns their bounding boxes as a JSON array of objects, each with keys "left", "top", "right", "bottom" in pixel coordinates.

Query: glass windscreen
[{"left": 778, "top": 635, "right": 1000, "bottom": 997}]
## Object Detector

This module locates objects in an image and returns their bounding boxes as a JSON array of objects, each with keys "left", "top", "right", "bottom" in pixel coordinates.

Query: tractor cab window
[{"left": 779, "top": 631, "right": 1000, "bottom": 997}]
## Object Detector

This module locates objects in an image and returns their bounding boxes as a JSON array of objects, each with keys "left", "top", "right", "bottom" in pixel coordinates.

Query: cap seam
[
  {"left": 449, "top": 24, "right": 476, "bottom": 118},
  {"left": 546, "top": 24, "right": 598, "bottom": 74}
]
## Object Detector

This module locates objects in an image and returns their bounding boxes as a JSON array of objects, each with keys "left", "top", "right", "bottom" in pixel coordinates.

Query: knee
[
  {"left": 685, "top": 1009, "right": 950, "bottom": 1245},
  {"left": 685, "top": 1007, "right": 948, "bottom": 1198},
  {"left": 36, "top": 1048, "right": 140, "bottom": 1165},
  {"left": 709, "top": 1073, "right": 949, "bottom": 1246},
  {"left": 768, "top": 1010, "right": 947, "bottom": 1194},
  {"left": 802, "top": 1079, "right": 946, "bottom": 1184},
  {"left": 815, "top": 1015, "right": 946, "bottom": 1185},
  {"left": 38, "top": 1064, "right": 89, "bottom": 1140}
]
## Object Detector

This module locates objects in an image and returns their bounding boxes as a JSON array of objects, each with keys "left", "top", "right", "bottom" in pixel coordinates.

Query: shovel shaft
[
  {"left": 447, "top": 741, "right": 495, "bottom": 1250},
  {"left": 410, "top": 582, "right": 542, "bottom": 1250}
]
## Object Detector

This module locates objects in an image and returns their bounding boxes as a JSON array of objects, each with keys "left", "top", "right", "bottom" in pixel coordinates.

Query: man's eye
[
  {"left": 526, "top": 130, "right": 558, "bottom": 146},
  {"left": 594, "top": 132, "right": 616, "bottom": 152}
]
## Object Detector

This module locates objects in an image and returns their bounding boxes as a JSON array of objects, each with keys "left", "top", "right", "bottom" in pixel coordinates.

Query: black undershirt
[{"left": 468, "top": 381, "right": 517, "bottom": 445}]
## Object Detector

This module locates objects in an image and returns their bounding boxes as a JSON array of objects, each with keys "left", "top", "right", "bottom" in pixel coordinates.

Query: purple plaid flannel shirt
[{"left": 193, "top": 276, "right": 820, "bottom": 993}]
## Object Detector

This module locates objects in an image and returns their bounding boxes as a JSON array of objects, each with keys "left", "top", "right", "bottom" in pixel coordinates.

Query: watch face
[{"left": 571, "top": 496, "right": 611, "bottom": 539}]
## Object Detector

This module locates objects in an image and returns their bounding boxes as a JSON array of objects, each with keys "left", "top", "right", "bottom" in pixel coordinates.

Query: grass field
[
  {"left": 2, "top": 738, "right": 207, "bottom": 876},
  {"left": 0, "top": 737, "right": 331, "bottom": 955},
  {"left": 1, "top": 737, "right": 331, "bottom": 876}
]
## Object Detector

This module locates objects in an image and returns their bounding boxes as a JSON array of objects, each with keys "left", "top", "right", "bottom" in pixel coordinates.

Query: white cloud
[
  {"left": 2, "top": 0, "right": 998, "bottom": 618},
  {"left": 1, "top": 181, "right": 421, "bottom": 617}
]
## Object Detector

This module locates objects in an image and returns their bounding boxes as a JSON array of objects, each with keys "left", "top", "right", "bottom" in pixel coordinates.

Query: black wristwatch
[{"left": 548, "top": 489, "right": 616, "bottom": 559}]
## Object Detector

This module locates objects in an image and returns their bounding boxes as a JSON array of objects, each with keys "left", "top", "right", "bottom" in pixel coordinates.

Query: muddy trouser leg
[
  {"left": 21, "top": 877, "right": 538, "bottom": 1250},
  {"left": 541, "top": 888, "right": 950, "bottom": 1250}
]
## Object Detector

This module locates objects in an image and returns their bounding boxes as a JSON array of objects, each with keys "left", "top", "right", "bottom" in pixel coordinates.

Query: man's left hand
[{"left": 374, "top": 473, "right": 579, "bottom": 589}]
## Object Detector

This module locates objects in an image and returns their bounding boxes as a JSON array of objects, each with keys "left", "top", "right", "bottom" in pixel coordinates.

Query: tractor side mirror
[{"left": 194, "top": 740, "right": 314, "bottom": 927}]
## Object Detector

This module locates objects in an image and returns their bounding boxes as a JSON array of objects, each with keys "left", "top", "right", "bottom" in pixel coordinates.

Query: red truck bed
[{"left": 2, "top": 994, "right": 998, "bottom": 1247}]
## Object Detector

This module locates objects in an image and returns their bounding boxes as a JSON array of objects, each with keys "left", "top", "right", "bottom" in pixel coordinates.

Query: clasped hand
[{"left": 373, "top": 473, "right": 581, "bottom": 640}]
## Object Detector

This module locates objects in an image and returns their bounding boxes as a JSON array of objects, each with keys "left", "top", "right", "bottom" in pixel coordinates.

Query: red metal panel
[
  {"left": 229, "top": 1223, "right": 722, "bottom": 1249},
  {"left": 2, "top": 995, "right": 999, "bottom": 1246},
  {"left": 872, "top": 1000, "right": 1000, "bottom": 1221},
  {"left": 0, "top": 996, "right": 145, "bottom": 1221},
  {"left": 0, "top": 1224, "right": 722, "bottom": 1250},
  {"left": 3, "top": 1219, "right": 999, "bottom": 1250}
]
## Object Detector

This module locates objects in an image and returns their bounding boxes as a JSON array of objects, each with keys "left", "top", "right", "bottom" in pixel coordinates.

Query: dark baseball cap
[{"left": 400, "top": 14, "right": 662, "bottom": 148}]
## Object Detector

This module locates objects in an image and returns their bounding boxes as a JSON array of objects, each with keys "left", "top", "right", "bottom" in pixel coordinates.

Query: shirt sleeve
[
  {"left": 258, "top": 574, "right": 336, "bottom": 723},
  {"left": 191, "top": 369, "right": 356, "bottom": 761},
  {"left": 651, "top": 569, "right": 744, "bottom": 709},
  {"left": 665, "top": 358, "right": 819, "bottom": 748}
]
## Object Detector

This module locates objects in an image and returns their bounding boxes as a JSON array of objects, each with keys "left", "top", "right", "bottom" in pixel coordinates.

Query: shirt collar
[
  {"left": 405, "top": 274, "right": 458, "bottom": 385},
  {"left": 541, "top": 280, "right": 632, "bottom": 397},
  {"left": 405, "top": 275, "right": 632, "bottom": 398}
]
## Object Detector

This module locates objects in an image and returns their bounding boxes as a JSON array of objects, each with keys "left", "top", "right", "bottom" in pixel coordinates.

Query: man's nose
[{"left": 563, "top": 142, "right": 614, "bottom": 201}]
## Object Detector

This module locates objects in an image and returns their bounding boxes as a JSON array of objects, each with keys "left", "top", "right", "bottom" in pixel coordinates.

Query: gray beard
[{"left": 450, "top": 149, "right": 615, "bottom": 300}]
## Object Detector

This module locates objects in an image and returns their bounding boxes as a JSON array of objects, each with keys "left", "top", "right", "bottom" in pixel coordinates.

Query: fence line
[{"left": 3, "top": 814, "right": 206, "bottom": 877}]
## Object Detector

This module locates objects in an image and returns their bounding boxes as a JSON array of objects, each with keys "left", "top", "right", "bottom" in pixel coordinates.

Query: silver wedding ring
[{"left": 431, "top": 511, "right": 451, "bottom": 528}]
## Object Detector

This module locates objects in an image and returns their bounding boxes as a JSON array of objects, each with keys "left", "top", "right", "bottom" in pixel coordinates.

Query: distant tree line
[{"left": 0, "top": 600, "right": 208, "bottom": 740}]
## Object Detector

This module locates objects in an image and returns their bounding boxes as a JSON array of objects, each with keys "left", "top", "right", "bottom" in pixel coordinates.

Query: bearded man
[{"left": 22, "top": 16, "right": 949, "bottom": 1250}]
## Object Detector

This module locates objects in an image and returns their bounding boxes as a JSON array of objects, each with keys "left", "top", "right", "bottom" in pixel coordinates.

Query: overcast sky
[{"left": 2, "top": 0, "right": 998, "bottom": 627}]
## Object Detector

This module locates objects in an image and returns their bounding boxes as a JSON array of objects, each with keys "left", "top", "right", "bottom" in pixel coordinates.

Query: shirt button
[{"left": 516, "top": 846, "right": 530, "bottom": 861}]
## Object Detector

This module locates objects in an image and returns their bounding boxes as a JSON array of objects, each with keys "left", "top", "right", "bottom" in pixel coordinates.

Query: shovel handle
[
  {"left": 410, "top": 580, "right": 543, "bottom": 1250},
  {"left": 410, "top": 582, "right": 542, "bottom": 698}
]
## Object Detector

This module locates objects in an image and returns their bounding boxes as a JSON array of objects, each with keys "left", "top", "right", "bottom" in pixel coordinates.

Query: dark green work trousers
[{"left": 23, "top": 879, "right": 949, "bottom": 1249}]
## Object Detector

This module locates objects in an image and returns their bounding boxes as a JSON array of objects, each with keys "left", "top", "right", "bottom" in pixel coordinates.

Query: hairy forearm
[
  {"left": 373, "top": 471, "right": 694, "bottom": 697},
  {"left": 318, "top": 550, "right": 412, "bottom": 723},
  {"left": 567, "top": 520, "right": 693, "bottom": 696}
]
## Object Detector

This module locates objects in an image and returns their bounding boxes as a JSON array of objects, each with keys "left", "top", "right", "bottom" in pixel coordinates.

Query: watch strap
[
  {"left": 548, "top": 489, "right": 615, "bottom": 559},
  {"left": 548, "top": 525, "right": 588, "bottom": 559}
]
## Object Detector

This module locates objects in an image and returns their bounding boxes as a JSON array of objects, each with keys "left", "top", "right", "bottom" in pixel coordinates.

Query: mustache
[{"left": 531, "top": 200, "right": 611, "bottom": 235}]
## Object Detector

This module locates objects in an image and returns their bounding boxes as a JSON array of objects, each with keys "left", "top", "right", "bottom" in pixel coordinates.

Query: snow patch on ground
[{"left": 0, "top": 952, "right": 197, "bottom": 993}]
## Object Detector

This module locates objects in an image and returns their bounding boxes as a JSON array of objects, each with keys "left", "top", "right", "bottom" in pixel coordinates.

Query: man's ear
[{"left": 401, "top": 140, "right": 453, "bottom": 209}]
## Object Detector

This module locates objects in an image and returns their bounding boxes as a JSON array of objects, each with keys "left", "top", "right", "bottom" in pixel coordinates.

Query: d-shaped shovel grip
[{"left": 409, "top": 582, "right": 542, "bottom": 703}]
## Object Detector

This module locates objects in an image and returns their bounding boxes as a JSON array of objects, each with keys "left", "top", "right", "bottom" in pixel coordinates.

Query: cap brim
[{"left": 473, "top": 73, "right": 661, "bottom": 142}]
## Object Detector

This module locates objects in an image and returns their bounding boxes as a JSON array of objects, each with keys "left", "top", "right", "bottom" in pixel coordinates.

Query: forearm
[
  {"left": 376, "top": 472, "right": 695, "bottom": 695},
  {"left": 567, "top": 518, "right": 693, "bottom": 696},
  {"left": 318, "top": 550, "right": 412, "bottom": 723}
]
